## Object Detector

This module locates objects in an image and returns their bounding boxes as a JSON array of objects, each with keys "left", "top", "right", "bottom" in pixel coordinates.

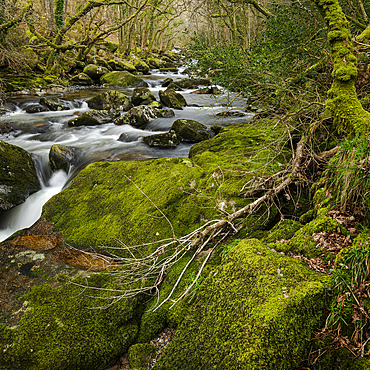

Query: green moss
[
  {"left": 155, "top": 238, "right": 329, "bottom": 370},
  {"left": 0, "top": 274, "right": 139, "bottom": 370},
  {"left": 128, "top": 343, "right": 156, "bottom": 368},
  {"left": 263, "top": 219, "right": 303, "bottom": 243},
  {"left": 100, "top": 71, "right": 146, "bottom": 87}
]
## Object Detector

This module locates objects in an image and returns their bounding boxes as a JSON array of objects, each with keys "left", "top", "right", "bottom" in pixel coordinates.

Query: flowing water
[{"left": 0, "top": 68, "right": 253, "bottom": 241}]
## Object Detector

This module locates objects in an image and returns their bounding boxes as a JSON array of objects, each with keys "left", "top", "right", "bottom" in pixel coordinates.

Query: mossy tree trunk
[{"left": 312, "top": 0, "right": 370, "bottom": 134}]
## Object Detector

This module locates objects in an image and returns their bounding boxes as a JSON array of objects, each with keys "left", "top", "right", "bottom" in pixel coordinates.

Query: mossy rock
[
  {"left": 41, "top": 158, "right": 216, "bottom": 250},
  {"left": 147, "top": 57, "right": 161, "bottom": 69},
  {"left": 128, "top": 343, "right": 156, "bottom": 368},
  {"left": 176, "top": 78, "right": 211, "bottom": 89},
  {"left": 171, "top": 119, "right": 210, "bottom": 143},
  {"left": 100, "top": 71, "right": 148, "bottom": 87},
  {"left": 49, "top": 144, "right": 78, "bottom": 172},
  {"left": 114, "top": 105, "right": 159, "bottom": 127},
  {"left": 131, "top": 87, "right": 156, "bottom": 106},
  {"left": 87, "top": 90, "right": 132, "bottom": 111},
  {"left": 82, "top": 64, "right": 109, "bottom": 81},
  {"left": 118, "top": 60, "right": 136, "bottom": 73},
  {"left": 0, "top": 140, "right": 41, "bottom": 210},
  {"left": 70, "top": 73, "right": 93, "bottom": 86},
  {"left": 40, "top": 97, "right": 71, "bottom": 111},
  {"left": 159, "top": 67, "right": 178, "bottom": 73},
  {"left": 263, "top": 219, "right": 304, "bottom": 243},
  {"left": 20, "top": 47, "right": 39, "bottom": 69},
  {"left": 0, "top": 275, "right": 139, "bottom": 370},
  {"left": 143, "top": 132, "right": 182, "bottom": 148},
  {"left": 155, "top": 238, "right": 330, "bottom": 370},
  {"left": 133, "top": 59, "right": 150, "bottom": 74},
  {"left": 68, "top": 109, "right": 117, "bottom": 127},
  {"left": 159, "top": 88, "right": 187, "bottom": 109}
]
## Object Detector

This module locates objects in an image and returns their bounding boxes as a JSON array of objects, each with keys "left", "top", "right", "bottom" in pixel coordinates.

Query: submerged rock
[
  {"left": 100, "top": 71, "right": 148, "bottom": 87},
  {"left": 87, "top": 90, "right": 132, "bottom": 111},
  {"left": 0, "top": 140, "right": 41, "bottom": 210},
  {"left": 68, "top": 109, "right": 117, "bottom": 126},
  {"left": 142, "top": 131, "right": 182, "bottom": 148},
  {"left": 159, "top": 88, "right": 187, "bottom": 109},
  {"left": 171, "top": 119, "right": 210, "bottom": 143},
  {"left": 131, "top": 87, "right": 156, "bottom": 106}
]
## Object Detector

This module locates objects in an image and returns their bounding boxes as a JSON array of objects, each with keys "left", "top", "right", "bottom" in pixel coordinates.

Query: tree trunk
[{"left": 313, "top": 0, "right": 370, "bottom": 134}]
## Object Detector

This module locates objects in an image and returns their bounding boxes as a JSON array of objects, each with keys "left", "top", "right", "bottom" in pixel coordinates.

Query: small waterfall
[{"left": 0, "top": 167, "right": 68, "bottom": 242}]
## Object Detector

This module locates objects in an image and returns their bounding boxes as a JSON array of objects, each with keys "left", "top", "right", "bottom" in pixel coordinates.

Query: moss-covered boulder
[
  {"left": 146, "top": 57, "right": 161, "bottom": 69},
  {"left": 20, "top": 47, "right": 39, "bottom": 69},
  {"left": 161, "top": 78, "right": 173, "bottom": 88},
  {"left": 159, "top": 88, "right": 187, "bottom": 109},
  {"left": 159, "top": 67, "right": 178, "bottom": 73},
  {"left": 131, "top": 87, "right": 156, "bottom": 106},
  {"left": 87, "top": 90, "right": 132, "bottom": 111},
  {"left": 39, "top": 97, "right": 71, "bottom": 111},
  {"left": 82, "top": 64, "right": 109, "bottom": 81},
  {"left": 171, "top": 119, "right": 210, "bottom": 143},
  {"left": 118, "top": 60, "right": 137, "bottom": 73},
  {"left": 25, "top": 104, "right": 48, "bottom": 113},
  {"left": 49, "top": 144, "right": 79, "bottom": 172},
  {"left": 70, "top": 72, "right": 94, "bottom": 86},
  {"left": 143, "top": 131, "right": 182, "bottom": 148},
  {"left": 0, "top": 140, "right": 41, "bottom": 210},
  {"left": 155, "top": 238, "right": 329, "bottom": 370},
  {"left": 68, "top": 109, "right": 117, "bottom": 127},
  {"left": 133, "top": 59, "right": 150, "bottom": 74},
  {"left": 100, "top": 71, "right": 148, "bottom": 87}
]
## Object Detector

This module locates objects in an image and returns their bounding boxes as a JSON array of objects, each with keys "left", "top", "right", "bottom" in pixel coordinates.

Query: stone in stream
[
  {"left": 158, "top": 88, "right": 187, "bottom": 109},
  {"left": 131, "top": 87, "right": 156, "bottom": 106},
  {"left": 100, "top": 71, "right": 148, "bottom": 87},
  {"left": 161, "top": 77, "right": 173, "bottom": 87},
  {"left": 70, "top": 72, "right": 94, "bottom": 86},
  {"left": 117, "top": 60, "right": 137, "bottom": 73},
  {"left": 171, "top": 119, "right": 210, "bottom": 143},
  {"left": 132, "top": 59, "right": 150, "bottom": 74},
  {"left": 68, "top": 109, "right": 117, "bottom": 127},
  {"left": 49, "top": 144, "right": 79, "bottom": 172},
  {"left": 39, "top": 97, "right": 71, "bottom": 111},
  {"left": 165, "top": 82, "right": 183, "bottom": 91},
  {"left": 83, "top": 64, "right": 109, "bottom": 81},
  {"left": 26, "top": 104, "right": 48, "bottom": 113},
  {"left": 87, "top": 90, "right": 132, "bottom": 112},
  {"left": 0, "top": 140, "right": 41, "bottom": 210},
  {"left": 146, "top": 57, "right": 161, "bottom": 69},
  {"left": 176, "top": 77, "right": 211, "bottom": 89},
  {"left": 142, "top": 131, "right": 182, "bottom": 148}
]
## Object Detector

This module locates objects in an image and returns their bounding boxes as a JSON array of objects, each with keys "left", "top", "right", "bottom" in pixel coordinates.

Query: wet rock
[
  {"left": 107, "top": 59, "right": 121, "bottom": 71},
  {"left": 68, "top": 109, "right": 117, "bottom": 127},
  {"left": 117, "top": 133, "right": 131, "bottom": 142},
  {"left": 148, "top": 101, "right": 162, "bottom": 109},
  {"left": 87, "top": 90, "right": 132, "bottom": 111},
  {"left": 159, "top": 88, "right": 187, "bottom": 109},
  {"left": 0, "top": 140, "right": 41, "bottom": 210},
  {"left": 25, "top": 104, "right": 48, "bottom": 113},
  {"left": 49, "top": 144, "right": 79, "bottom": 172},
  {"left": 143, "top": 131, "right": 182, "bottom": 148},
  {"left": 171, "top": 119, "right": 210, "bottom": 143},
  {"left": 0, "top": 107, "right": 13, "bottom": 115},
  {"left": 166, "top": 82, "right": 183, "bottom": 91},
  {"left": 159, "top": 67, "right": 178, "bottom": 73},
  {"left": 83, "top": 64, "right": 109, "bottom": 81},
  {"left": 177, "top": 78, "right": 211, "bottom": 89},
  {"left": 70, "top": 72, "right": 94, "bottom": 86},
  {"left": 133, "top": 59, "right": 150, "bottom": 74},
  {"left": 100, "top": 71, "right": 148, "bottom": 87},
  {"left": 114, "top": 105, "right": 158, "bottom": 127},
  {"left": 161, "top": 78, "right": 173, "bottom": 88},
  {"left": 40, "top": 97, "right": 71, "bottom": 111},
  {"left": 131, "top": 87, "right": 156, "bottom": 106},
  {"left": 216, "top": 110, "right": 248, "bottom": 117}
]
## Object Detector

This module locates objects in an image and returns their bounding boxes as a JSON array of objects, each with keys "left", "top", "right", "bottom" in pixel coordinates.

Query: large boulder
[
  {"left": 70, "top": 72, "right": 94, "bottom": 86},
  {"left": 171, "top": 119, "right": 210, "bottom": 143},
  {"left": 87, "top": 90, "right": 132, "bottom": 111},
  {"left": 0, "top": 140, "right": 41, "bottom": 210},
  {"left": 68, "top": 109, "right": 117, "bottom": 127},
  {"left": 142, "top": 131, "right": 182, "bottom": 148},
  {"left": 155, "top": 238, "right": 329, "bottom": 370},
  {"left": 176, "top": 78, "right": 211, "bottom": 89},
  {"left": 83, "top": 64, "right": 109, "bottom": 81},
  {"left": 159, "top": 88, "right": 187, "bottom": 109},
  {"left": 118, "top": 60, "right": 136, "bottom": 73},
  {"left": 49, "top": 144, "right": 79, "bottom": 172},
  {"left": 146, "top": 57, "right": 161, "bottom": 69},
  {"left": 100, "top": 71, "right": 148, "bottom": 87},
  {"left": 131, "top": 87, "right": 156, "bottom": 106},
  {"left": 39, "top": 97, "right": 71, "bottom": 111},
  {"left": 114, "top": 105, "right": 158, "bottom": 127}
]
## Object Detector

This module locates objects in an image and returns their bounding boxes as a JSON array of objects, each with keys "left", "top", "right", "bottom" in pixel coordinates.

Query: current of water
[{"left": 0, "top": 68, "right": 253, "bottom": 241}]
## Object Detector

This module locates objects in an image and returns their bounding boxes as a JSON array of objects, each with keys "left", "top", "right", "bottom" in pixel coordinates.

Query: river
[{"left": 0, "top": 67, "right": 252, "bottom": 241}]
